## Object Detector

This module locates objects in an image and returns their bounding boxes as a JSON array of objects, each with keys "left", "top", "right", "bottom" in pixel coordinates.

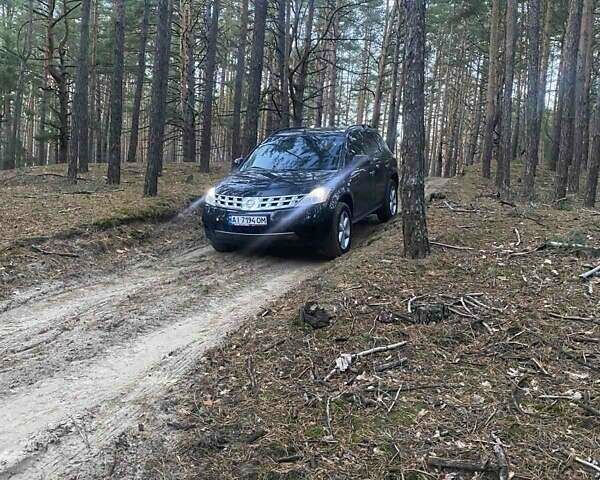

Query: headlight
[
  {"left": 299, "top": 186, "right": 331, "bottom": 206},
  {"left": 204, "top": 187, "right": 216, "bottom": 206}
]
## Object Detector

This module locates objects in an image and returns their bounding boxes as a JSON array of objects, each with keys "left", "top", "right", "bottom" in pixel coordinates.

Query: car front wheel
[
  {"left": 377, "top": 179, "right": 399, "bottom": 222},
  {"left": 322, "top": 202, "right": 352, "bottom": 259}
]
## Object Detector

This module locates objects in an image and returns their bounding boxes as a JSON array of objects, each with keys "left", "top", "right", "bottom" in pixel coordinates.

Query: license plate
[{"left": 229, "top": 215, "right": 268, "bottom": 226}]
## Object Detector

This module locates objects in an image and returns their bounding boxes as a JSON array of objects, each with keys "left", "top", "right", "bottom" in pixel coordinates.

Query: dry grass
[
  {"left": 0, "top": 162, "right": 224, "bottom": 300},
  {"left": 0, "top": 162, "right": 224, "bottom": 249},
  {"left": 136, "top": 164, "right": 599, "bottom": 480}
]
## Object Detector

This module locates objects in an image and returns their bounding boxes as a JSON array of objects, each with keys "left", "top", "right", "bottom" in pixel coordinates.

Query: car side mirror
[
  {"left": 231, "top": 157, "right": 244, "bottom": 172},
  {"left": 351, "top": 154, "right": 369, "bottom": 167}
]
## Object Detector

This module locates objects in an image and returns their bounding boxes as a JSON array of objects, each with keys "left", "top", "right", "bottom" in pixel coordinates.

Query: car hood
[{"left": 215, "top": 169, "right": 339, "bottom": 197}]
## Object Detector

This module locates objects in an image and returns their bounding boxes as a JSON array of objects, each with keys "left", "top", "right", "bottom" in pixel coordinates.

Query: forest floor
[
  {"left": 0, "top": 164, "right": 598, "bottom": 480},
  {"left": 0, "top": 162, "right": 224, "bottom": 299},
  {"left": 108, "top": 166, "right": 596, "bottom": 480}
]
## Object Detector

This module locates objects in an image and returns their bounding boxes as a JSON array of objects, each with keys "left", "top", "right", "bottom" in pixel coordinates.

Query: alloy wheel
[
  {"left": 337, "top": 210, "right": 351, "bottom": 250},
  {"left": 389, "top": 185, "right": 398, "bottom": 215}
]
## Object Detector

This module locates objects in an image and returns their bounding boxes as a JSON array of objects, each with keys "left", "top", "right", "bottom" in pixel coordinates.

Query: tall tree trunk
[
  {"left": 371, "top": 0, "right": 397, "bottom": 129},
  {"left": 497, "top": 0, "right": 517, "bottom": 195},
  {"left": 584, "top": 93, "right": 600, "bottom": 207},
  {"left": 107, "top": 0, "right": 125, "bottom": 185},
  {"left": 144, "top": 0, "right": 173, "bottom": 196},
  {"left": 68, "top": 0, "right": 92, "bottom": 181},
  {"left": 548, "top": 29, "right": 567, "bottom": 172},
  {"left": 87, "top": 0, "right": 100, "bottom": 167},
  {"left": 181, "top": 0, "right": 197, "bottom": 163},
  {"left": 280, "top": 0, "right": 291, "bottom": 128},
  {"left": 554, "top": 0, "right": 583, "bottom": 202},
  {"left": 385, "top": 19, "right": 402, "bottom": 151},
  {"left": 327, "top": 0, "right": 340, "bottom": 127},
  {"left": 481, "top": 0, "right": 501, "bottom": 179},
  {"left": 127, "top": 0, "right": 149, "bottom": 163},
  {"left": 231, "top": 0, "right": 248, "bottom": 160},
  {"left": 199, "top": 0, "right": 220, "bottom": 172},
  {"left": 6, "top": 0, "right": 33, "bottom": 170},
  {"left": 37, "top": 74, "right": 49, "bottom": 166},
  {"left": 522, "top": 0, "right": 542, "bottom": 199},
  {"left": 242, "top": 0, "right": 268, "bottom": 153},
  {"left": 537, "top": 0, "right": 551, "bottom": 128},
  {"left": 356, "top": 26, "right": 371, "bottom": 125},
  {"left": 466, "top": 56, "right": 484, "bottom": 166},
  {"left": 568, "top": 0, "right": 593, "bottom": 192},
  {"left": 400, "top": 0, "right": 429, "bottom": 259},
  {"left": 291, "top": 0, "right": 315, "bottom": 127}
]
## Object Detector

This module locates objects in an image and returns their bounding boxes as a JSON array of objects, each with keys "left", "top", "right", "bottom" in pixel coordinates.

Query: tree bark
[
  {"left": 290, "top": 0, "right": 315, "bottom": 127},
  {"left": 144, "top": 0, "right": 173, "bottom": 196},
  {"left": 584, "top": 93, "right": 600, "bottom": 207},
  {"left": 231, "top": 0, "right": 248, "bottom": 160},
  {"left": 127, "top": 0, "right": 150, "bottom": 163},
  {"left": 199, "top": 0, "right": 220, "bottom": 172},
  {"left": 371, "top": 0, "right": 397, "bottom": 129},
  {"left": 522, "top": 0, "right": 541, "bottom": 199},
  {"left": 400, "top": 0, "right": 429, "bottom": 259},
  {"left": 242, "top": 0, "right": 268, "bottom": 153},
  {"left": 568, "top": 0, "right": 593, "bottom": 192},
  {"left": 6, "top": 0, "right": 34, "bottom": 170},
  {"left": 481, "top": 0, "right": 501, "bottom": 179},
  {"left": 385, "top": 17, "right": 402, "bottom": 152},
  {"left": 68, "top": 0, "right": 92, "bottom": 181},
  {"left": 548, "top": 29, "right": 566, "bottom": 172},
  {"left": 554, "top": 0, "right": 583, "bottom": 202},
  {"left": 107, "top": 0, "right": 125, "bottom": 185},
  {"left": 180, "top": 0, "right": 197, "bottom": 163}
]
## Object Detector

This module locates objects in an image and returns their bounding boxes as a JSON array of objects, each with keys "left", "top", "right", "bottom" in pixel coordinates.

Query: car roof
[{"left": 270, "top": 125, "right": 377, "bottom": 138}]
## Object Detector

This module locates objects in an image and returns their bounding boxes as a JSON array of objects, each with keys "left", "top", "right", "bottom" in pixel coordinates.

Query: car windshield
[{"left": 241, "top": 133, "right": 344, "bottom": 171}]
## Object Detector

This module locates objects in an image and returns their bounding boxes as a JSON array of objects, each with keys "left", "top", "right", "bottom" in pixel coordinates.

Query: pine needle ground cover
[{"left": 128, "top": 166, "right": 599, "bottom": 480}]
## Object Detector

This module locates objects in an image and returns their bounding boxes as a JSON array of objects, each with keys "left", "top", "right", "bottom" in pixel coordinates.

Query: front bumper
[{"left": 202, "top": 203, "right": 334, "bottom": 245}]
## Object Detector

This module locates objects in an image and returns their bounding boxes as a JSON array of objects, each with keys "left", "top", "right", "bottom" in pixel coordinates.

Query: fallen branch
[
  {"left": 547, "top": 312, "right": 598, "bottom": 324},
  {"left": 442, "top": 200, "right": 478, "bottom": 213},
  {"left": 34, "top": 172, "right": 91, "bottom": 182},
  {"left": 544, "top": 241, "right": 600, "bottom": 255},
  {"left": 374, "top": 358, "right": 407, "bottom": 373},
  {"left": 574, "top": 457, "right": 600, "bottom": 474},
  {"left": 580, "top": 265, "right": 600, "bottom": 280},
  {"left": 426, "top": 456, "right": 498, "bottom": 473},
  {"left": 325, "top": 341, "right": 408, "bottom": 381},
  {"left": 507, "top": 243, "right": 546, "bottom": 258},
  {"left": 513, "top": 228, "right": 521, "bottom": 247},
  {"left": 31, "top": 245, "right": 80, "bottom": 258},
  {"left": 430, "top": 241, "right": 475, "bottom": 251}
]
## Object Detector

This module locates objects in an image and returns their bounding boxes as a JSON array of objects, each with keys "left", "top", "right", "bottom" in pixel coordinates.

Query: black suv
[{"left": 202, "top": 126, "right": 399, "bottom": 258}]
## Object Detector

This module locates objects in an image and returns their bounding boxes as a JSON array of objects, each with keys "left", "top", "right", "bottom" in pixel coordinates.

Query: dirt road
[{"left": 0, "top": 179, "right": 447, "bottom": 479}]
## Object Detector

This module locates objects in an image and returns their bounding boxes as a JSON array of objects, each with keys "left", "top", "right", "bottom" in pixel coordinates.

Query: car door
[
  {"left": 373, "top": 133, "right": 392, "bottom": 202},
  {"left": 363, "top": 132, "right": 387, "bottom": 209},
  {"left": 345, "top": 130, "right": 372, "bottom": 219}
]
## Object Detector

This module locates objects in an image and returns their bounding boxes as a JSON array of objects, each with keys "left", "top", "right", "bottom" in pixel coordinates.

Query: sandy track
[
  {"left": 0, "top": 243, "right": 320, "bottom": 479},
  {"left": 0, "top": 179, "right": 447, "bottom": 479}
]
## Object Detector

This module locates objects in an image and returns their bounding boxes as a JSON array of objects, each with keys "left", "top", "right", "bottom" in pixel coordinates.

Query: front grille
[
  {"left": 215, "top": 194, "right": 243, "bottom": 209},
  {"left": 215, "top": 194, "right": 305, "bottom": 211}
]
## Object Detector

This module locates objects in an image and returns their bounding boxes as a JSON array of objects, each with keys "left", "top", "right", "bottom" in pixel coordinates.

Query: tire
[
  {"left": 321, "top": 202, "right": 352, "bottom": 259},
  {"left": 377, "top": 179, "right": 399, "bottom": 223}
]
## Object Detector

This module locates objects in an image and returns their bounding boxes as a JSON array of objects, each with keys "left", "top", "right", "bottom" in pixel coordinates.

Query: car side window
[
  {"left": 375, "top": 134, "right": 392, "bottom": 156},
  {"left": 346, "top": 130, "right": 366, "bottom": 160},
  {"left": 364, "top": 132, "right": 381, "bottom": 158}
]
